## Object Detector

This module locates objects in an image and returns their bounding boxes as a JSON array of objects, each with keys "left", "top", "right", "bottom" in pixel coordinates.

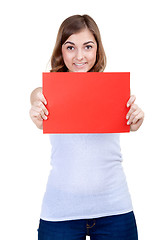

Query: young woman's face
[{"left": 62, "top": 28, "right": 97, "bottom": 72}]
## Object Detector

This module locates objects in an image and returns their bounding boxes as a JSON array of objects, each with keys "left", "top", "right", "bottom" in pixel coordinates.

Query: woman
[{"left": 30, "top": 14, "right": 144, "bottom": 240}]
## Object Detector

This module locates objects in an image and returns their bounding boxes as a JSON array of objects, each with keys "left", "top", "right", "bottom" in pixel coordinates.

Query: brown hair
[{"left": 50, "top": 14, "right": 107, "bottom": 72}]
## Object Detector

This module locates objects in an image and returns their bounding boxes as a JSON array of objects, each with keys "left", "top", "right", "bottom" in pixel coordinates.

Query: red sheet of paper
[{"left": 43, "top": 72, "right": 130, "bottom": 134}]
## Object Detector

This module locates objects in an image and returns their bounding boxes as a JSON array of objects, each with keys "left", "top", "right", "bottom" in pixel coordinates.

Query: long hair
[{"left": 50, "top": 14, "right": 107, "bottom": 72}]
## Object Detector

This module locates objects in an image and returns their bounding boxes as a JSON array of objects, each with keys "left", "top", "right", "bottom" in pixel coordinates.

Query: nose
[{"left": 75, "top": 49, "right": 84, "bottom": 61}]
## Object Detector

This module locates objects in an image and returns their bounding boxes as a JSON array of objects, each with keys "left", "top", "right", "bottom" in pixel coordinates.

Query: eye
[
  {"left": 85, "top": 45, "right": 92, "bottom": 50},
  {"left": 67, "top": 46, "right": 74, "bottom": 51}
]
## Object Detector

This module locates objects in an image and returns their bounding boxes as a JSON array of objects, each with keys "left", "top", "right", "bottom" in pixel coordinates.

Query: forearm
[{"left": 30, "top": 87, "right": 42, "bottom": 105}]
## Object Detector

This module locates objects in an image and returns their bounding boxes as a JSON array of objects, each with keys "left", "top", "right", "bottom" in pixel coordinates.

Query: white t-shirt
[{"left": 40, "top": 133, "right": 133, "bottom": 221}]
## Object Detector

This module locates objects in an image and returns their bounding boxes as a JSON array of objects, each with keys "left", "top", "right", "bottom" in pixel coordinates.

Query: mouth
[{"left": 74, "top": 62, "right": 87, "bottom": 67}]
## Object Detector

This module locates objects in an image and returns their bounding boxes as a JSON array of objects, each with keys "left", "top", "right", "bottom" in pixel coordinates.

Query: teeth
[{"left": 75, "top": 63, "right": 85, "bottom": 66}]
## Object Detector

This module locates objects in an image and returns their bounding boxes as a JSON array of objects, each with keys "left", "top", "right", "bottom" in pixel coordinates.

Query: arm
[{"left": 29, "top": 87, "right": 49, "bottom": 130}]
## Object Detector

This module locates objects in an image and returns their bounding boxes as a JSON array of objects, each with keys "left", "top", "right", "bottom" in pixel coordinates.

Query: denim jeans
[{"left": 37, "top": 211, "right": 138, "bottom": 240}]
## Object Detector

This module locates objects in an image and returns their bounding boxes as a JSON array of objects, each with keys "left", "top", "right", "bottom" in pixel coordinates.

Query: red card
[{"left": 43, "top": 72, "right": 130, "bottom": 134}]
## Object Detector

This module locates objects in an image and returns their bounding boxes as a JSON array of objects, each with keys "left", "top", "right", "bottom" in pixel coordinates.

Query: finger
[
  {"left": 126, "top": 104, "right": 138, "bottom": 119},
  {"left": 128, "top": 109, "right": 142, "bottom": 124},
  {"left": 37, "top": 91, "right": 47, "bottom": 105},
  {"left": 127, "top": 95, "right": 136, "bottom": 107},
  {"left": 30, "top": 106, "right": 43, "bottom": 121},
  {"left": 30, "top": 106, "right": 48, "bottom": 120},
  {"left": 132, "top": 111, "right": 144, "bottom": 124},
  {"left": 130, "top": 118, "right": 144, "bottom": 131},
  {"left": 33, "top": 100, "right": 49, "bottom": 116}
]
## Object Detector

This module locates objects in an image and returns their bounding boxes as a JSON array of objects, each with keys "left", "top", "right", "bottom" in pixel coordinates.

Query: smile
[{"left": 74, "top": 63, "right": 86, "bottom": 66}]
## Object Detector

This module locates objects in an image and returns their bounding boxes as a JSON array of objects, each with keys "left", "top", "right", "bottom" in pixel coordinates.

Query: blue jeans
[{"left": 38, "top": 211, "right": 138, "bottom": 240}]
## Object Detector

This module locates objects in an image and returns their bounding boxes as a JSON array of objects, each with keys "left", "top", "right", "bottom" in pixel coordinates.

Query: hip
[{"left": 38, "top": 211, "right": 138, "bottom": 240}]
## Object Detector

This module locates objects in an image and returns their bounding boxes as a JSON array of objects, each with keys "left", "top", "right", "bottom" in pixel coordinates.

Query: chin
[
  {"left": 73, "top": 67, "right": 90, "bottom": 73},
  {"left": 75, "top": 69, "right": 88, "bottom": 72}
]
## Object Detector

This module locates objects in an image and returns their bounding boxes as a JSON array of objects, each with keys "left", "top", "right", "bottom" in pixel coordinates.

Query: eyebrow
[{"left": 64, "top": 41, "right": 95, "bottom": 45}]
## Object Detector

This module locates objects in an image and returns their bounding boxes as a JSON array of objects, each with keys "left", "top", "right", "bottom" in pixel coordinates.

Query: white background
[{"left": 0, "top": 0, "right": 159, "bottom": 239}]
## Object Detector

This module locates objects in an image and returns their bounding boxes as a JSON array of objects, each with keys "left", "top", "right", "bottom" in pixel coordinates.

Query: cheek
[
  {"left": 88, "top": 50, "right": 97, "bottom": 63},
  {"left": 62, "top": 51, "right": 72, "bottom": 66}
]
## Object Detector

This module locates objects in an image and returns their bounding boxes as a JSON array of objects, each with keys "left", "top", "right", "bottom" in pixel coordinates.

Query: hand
[
  {"left": 29, "top": 90, "right": 49, "bottom": 129},
  {"left": 126, "top": 95, "right": 144, "bottom": 131}
]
